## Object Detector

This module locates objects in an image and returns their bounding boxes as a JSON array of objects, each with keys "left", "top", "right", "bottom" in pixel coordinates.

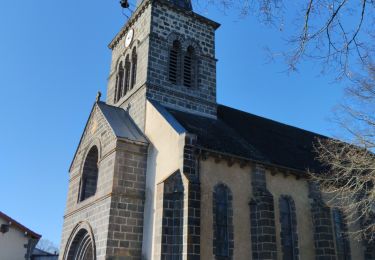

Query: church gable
[
  {"left": 69, "top": 101, "right": 147, "bottom": 175},
  {"left": 69, "top": 103, "right": 117, "bottom": 175}
]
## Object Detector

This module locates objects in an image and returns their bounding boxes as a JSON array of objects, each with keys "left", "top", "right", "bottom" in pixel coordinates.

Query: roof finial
[{"left": 96, "top": 91, "right": 102, "bottom": 102}]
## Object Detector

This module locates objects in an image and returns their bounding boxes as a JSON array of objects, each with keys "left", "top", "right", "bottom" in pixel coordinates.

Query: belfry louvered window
[
  {"left": 183, "top": 46, "right": 195, "bottom": 87},
  {"left": 332, "top": 209, "right": 351, "bottom": 260},
  {"left": 124, "top": 55, "right": 131, "bottom": 96},
  {"left": 131, "top": 47, "right": 137, "bottom": 89},
  {"left": 169, "top": 40, "right": 181, "bottom": 84},
  {"left": 115, "top": 61, "right": 124, "bottom": 103}
]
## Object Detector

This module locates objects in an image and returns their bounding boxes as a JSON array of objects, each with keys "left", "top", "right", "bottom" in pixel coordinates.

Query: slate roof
[
  {"left": 97, "top": 102, "right": 147, "bottom": 143},
  {"left": 168, "top": 108, "right": 267, "bottom": 162},
  {"left": 32, "top": 248, "right": 59, "bottom": 258},
  {"left": 167, "top": 105, "right": 327, "bottom": 173}
]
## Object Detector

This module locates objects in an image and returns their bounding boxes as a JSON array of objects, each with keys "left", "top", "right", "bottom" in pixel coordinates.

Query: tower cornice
[{"left": 108, "top": 0, "right": 220, "bottom": 50}]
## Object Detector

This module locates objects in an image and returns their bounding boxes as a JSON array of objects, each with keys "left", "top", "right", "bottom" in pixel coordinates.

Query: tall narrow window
[
  {"left": 161, "top": 172, "right": 184, "bottom": 259},
  {"left": 332, "top": 209, "right": 351, "bottom": 260},
  {"left": 115, "top": 62, "right": 124, "bottom": 103},
  {"left": 183, "top": 46, "right": 195, "bottom": 87},
  {"left": 123, "top": 55, "right": 131, "bottom": 97},
  {"left": 213, "top": 184, "right": 233, "bottom": 258},
  {"left": 79, "top": 146, "right": 99, "bottom": 202},
  {"left": 169, "top": 40, "right": 181, "bottom": 84},
  {"left": 279, "top": 196, "right": 298, "bottom": 260},
  {"left": 131, "top": 47, "right": 137, "bottom": 89}
]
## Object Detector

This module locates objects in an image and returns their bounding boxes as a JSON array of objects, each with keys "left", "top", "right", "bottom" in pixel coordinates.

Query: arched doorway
[{"left": 64, "top": 223, "right": 96, "bottom": 260}]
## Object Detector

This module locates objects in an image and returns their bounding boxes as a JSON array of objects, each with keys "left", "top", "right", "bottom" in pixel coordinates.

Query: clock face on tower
[{"left": 125, "top": 29, "right": 134, "bottom": 48}]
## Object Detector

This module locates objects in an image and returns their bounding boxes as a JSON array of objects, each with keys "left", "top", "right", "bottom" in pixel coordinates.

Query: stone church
[{"left": 59, "top": 0, "right": 374, "bottom": 259}]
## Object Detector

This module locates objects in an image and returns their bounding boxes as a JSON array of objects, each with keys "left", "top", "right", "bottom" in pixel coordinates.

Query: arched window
[
  {"left": 123, "top": 55, "right": 131, "bottom": 97},
  {"left": 279, "top": 196, "right": 298, "bottom": 260},
  {"left": 332, "top": 209, "right": 351, "bottom": 260},
  {"left": 161, "top": 172, "right": 184, "bottom": 259},
  {"left": 213, "top": 184, "right": 233, "bottom": 258},
  {"left": 79, "top": 146, "right": 99, "bottom": 202},
  {"left": 65, "top": 224, "right": 96, "bottom": 260},
  {"left": 131, "top": 47, "right": 137, "bottom": 89},
  {"left": 183, "top": 46, "right": 196, "bottom": 88},
  {"left": 66, "top": 229, "right": 94, "bottom": 260},
  {"left": 169, "top": 40, "right": 181, "bottom": 84},
  {"left": 115, "top": 61, "right": 124, "bottom": 103}
]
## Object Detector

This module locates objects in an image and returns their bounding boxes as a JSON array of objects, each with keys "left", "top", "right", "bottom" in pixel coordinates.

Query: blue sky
[{"left": 0, "top": 0, "right": 344, "bottom": 246}]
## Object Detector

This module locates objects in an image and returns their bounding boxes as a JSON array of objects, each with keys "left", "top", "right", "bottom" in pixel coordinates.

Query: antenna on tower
[
  {"left": 119, "top": 0, "right": 134, "bottom": 18},
  {"left": 120, "top": 0, "right": 129, "bottom": 9}
]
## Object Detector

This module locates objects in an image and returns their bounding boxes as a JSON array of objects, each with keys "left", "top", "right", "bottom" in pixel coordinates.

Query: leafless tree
[
  {"left": 36, "top": 239, "right": 59, "bottom": 254},
  {"left": 196, "top": 0, "right": 374, "bottom": 78},
  {"left": 312, "top": 64, "right": 375, "bottom": 241},
  {"left": 195, "top": 0, "right": 375, "bottom": 240}
]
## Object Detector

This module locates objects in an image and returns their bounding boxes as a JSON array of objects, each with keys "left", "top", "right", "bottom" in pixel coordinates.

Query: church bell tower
[
  {"left": 59, "top": 1, "right": 220, "bottom": 259},
  {"left": 106, "top": 0, "right": 220, "bottom": 130}
]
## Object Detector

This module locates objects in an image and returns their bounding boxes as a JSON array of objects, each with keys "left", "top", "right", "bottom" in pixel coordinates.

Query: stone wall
[
  {"left": 183, "top": 135, "right": 201, "bottom": 259},
  {"left": 106, "top": 1, "right": 152, "bottom": 131},
  {"left": 308, "top": 182, "right": 337, "bottom": 260},
  {"left": 119, "top": 85, "right": 147, "bottom": 134},
  {"left": 160, "top": 171, "right": 184, "bottom": 259},
  {"left": 60, "top": 104, "right": 118, "bottom": 259},
  {"left": 60, "top": 104, "right": 149, "bottom": 260},
  {"left": 250, "top": 168, "right": 277, "bottom": 260},
  {"left": 105, "top": 141, "right": 148, "bottom": 259},
  {"left": 199, "top": 157, "right": 366, "bottom": 260},
  {"left": 147, "top": 1, "right": 218, "bottom": 117},
  {"left": 107, "top": 1, "right": 152, "bottom": 106},
  {"left": 106, "top": 0, "right": 220, "bottom": 129}
]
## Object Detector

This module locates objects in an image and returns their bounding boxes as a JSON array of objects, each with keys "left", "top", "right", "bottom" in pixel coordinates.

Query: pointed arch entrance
[{"left": 64, "top": 222, "right": 96, "bottom": 260}]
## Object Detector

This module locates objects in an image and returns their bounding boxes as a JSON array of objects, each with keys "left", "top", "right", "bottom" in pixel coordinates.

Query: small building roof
[
  {"left": 32, "top": 248, "right": 59, "bottom": 256},
  {"left": 0, "top": 211, "right": 41, "bottom": 239}
]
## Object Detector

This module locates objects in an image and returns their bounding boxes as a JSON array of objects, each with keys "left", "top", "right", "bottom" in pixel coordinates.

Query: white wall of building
[
  {"left": 0, "top": 218, "right": 30, "bottom": 260},
  {"left": 141, "top": 100, "right": 186, "bottom": 259}
]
